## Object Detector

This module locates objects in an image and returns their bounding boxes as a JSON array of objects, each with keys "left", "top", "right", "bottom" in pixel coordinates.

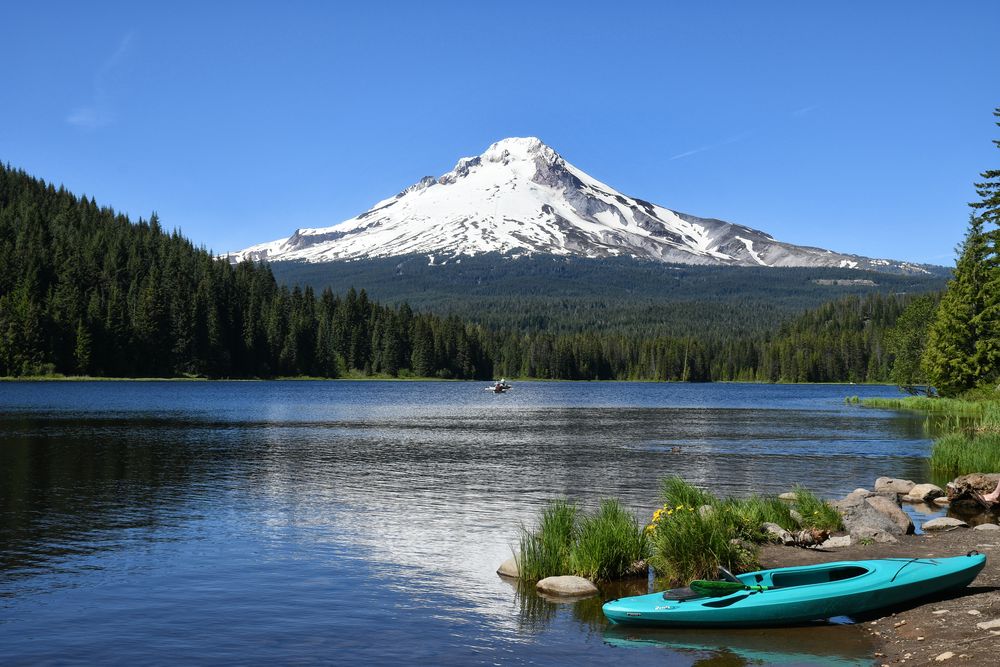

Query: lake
[{"left": 0, "top": 381, "right": 935, "bottom": 665}]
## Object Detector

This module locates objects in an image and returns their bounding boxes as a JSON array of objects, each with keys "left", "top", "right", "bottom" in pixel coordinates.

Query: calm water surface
[{"left": 0, "top": 382, "right": 936, "bottom": 665}]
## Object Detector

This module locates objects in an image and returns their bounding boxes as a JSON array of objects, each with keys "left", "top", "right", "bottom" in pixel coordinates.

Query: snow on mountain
[{"left": 226, "top": 137, "right": 930, "bottom": 274}]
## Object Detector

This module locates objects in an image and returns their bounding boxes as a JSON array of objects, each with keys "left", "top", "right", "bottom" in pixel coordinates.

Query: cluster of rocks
[{"left": 818, "top": 475, "right": 1000, "bottom": 546}]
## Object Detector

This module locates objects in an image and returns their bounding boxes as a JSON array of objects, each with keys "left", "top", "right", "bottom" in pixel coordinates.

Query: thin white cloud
[
  {"left": 669, "top": 132, "right": 753, "bottom": 161},
  {"left": 668, "top": 106, "right": 820, "bottom": 161},
  {"left": 67, "top": 32, "right": 134, "bottom": 129},
  {"left": 792, "top": 104, "right": 820, "bottom": 117}
]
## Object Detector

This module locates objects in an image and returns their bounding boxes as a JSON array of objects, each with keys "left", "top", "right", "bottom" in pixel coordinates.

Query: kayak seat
[{"left": 662, "top": 587, "right": 704, "bottom": 601}]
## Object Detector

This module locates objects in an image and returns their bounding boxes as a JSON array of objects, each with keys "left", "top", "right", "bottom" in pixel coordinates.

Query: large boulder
[
  {"left": 902, "top": 483, "right": 945, "bottom": 503},
  {"left": 536, "top": 575, "right": 598, "bottom": 598},
  {"left": 865, "top": 495, "right": 914, "bottom": 534},
  {"left": 874, "top": 477, "right": 916, "bottom": 496},
  {"left": 832, "top": 493, "right": 902, "bottom": 543}
]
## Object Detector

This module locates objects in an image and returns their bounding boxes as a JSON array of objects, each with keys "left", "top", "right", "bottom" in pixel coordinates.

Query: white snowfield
[{"left": 226, "top": 137, "right": 929, "bottom": 274}]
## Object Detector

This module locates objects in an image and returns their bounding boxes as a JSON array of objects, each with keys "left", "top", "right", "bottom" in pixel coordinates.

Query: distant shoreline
[{"left": 0, "top": 375, "right": 895, "bottom": 386}]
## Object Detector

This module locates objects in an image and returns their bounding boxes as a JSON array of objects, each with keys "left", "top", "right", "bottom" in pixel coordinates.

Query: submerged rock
[
  {"left": 973, "top": 523, "right": 1000, "bottom": 531},
  {"left": 921, "top": 517, "right": 968, "bottom": 531},
  {"left": 497, "top": 556, "right": 520, "bottom": 578},
  {"left": 536, "top": 575, "right": 598, "bottom": 598},
  {"left": 874, "top": 477, "right": 915, "bottom": 496}
]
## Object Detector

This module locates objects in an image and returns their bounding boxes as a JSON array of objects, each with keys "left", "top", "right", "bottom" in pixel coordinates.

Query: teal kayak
[{"left": 603, "top": 552, "right": 985, "bottom": 627}]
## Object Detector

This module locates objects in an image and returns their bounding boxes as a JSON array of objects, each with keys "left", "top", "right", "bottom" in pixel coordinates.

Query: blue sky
[{"left": 2, "top": 2, "right": 998, "bottom": 265}]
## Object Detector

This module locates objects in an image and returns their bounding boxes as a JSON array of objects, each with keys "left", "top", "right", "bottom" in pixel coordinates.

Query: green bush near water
[
  {"left": 517, "top": 499, "right": 647, "bottom": 583},
  {"left": 647, "top": 478, "right": 842, "bottom": 585},
  {"left": 647, "top": 502, "right": 759, "bottom": 586}
]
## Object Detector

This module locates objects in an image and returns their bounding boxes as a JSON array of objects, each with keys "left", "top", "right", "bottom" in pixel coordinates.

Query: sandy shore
[{"left": 760, "top": 527, "right": 1000, "bottom": 665}]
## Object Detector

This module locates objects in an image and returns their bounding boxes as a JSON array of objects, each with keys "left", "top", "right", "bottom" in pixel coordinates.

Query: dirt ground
[{"left": 760, "top": 528, "right": 1000, "bottom": 665}]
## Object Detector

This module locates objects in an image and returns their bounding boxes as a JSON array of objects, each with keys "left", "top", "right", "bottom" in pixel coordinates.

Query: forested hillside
[
  {"left": 272, "top": 254, "right": 947, "bottom": 337},
  {"left": 0, "top": 164, "right": 491, "bottom": 379},
  {"left": 0, "top": 163, "right": 932, "bottom": 382}
]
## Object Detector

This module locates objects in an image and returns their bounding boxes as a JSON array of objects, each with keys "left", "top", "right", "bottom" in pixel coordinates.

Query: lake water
[{"left": 0, "top": 381, "right": 936, "bottom": 665}]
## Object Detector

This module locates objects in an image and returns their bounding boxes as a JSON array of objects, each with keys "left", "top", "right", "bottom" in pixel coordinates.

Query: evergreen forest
[{"left": 0, "top": 161, "right": 946, "bottom": 383}]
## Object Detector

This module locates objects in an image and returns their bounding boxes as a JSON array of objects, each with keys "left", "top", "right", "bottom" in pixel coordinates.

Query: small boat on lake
[
  {"left": 603, "top": 552, "right": 985, "bottom": 628},
  {"left": 486, "top": 379, "right": 512, "bottom": 393}
]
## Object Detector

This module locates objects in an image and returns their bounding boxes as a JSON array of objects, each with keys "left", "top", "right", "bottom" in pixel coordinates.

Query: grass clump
[
  {"left": 517, "top": 500, "right": 578, "bottom": 582},
  {"left": 571, "top": 499, "right": 648, "bottom": 581},
  {"left": 791, "top": 486, "right": 843, "bottom": 531},
  {"left": 930, "top": 432, "right": 1000, "bottom": 478},
  {"left": 661, "top": 477, "right": 714, "bottom": 509},
  {"left": 517, "top": 498, "right": 648, "bottom": 583},
  {"left": 647, "top": 501, "right": 759, "bottom": 585},
  {"left": 646, "top": 478, "right": 843, "bottom": 584},
  {"left": 860, "top": 396, "right": 987, "bottom": 415}
]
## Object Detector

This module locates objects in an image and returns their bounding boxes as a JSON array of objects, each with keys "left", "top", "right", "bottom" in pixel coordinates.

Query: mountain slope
[{"left": 229, "top": 137, "right": 934, "bottom": 274}]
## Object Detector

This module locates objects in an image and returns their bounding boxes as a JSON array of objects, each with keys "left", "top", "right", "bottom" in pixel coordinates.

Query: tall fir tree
[
  {"left": 923, "top": 216, "right": 988, "bottom": 395},
  {"left": 970, "top": 106, "right": 1000, "bottom": 385}
]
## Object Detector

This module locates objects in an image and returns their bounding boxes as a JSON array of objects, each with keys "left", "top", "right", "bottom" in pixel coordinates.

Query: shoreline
[{"left": 0, "top": 375, "right": 899, "bottom": 386}]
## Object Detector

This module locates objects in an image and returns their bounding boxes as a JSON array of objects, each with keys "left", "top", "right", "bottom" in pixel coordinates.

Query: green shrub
[
  {"left": 792, "top": 486, "right": 843, "bottom": 531},
  {"left": 517, "top": 500, "right": 578, "bottom": 582},
  {"left": 647, "top": 506, "right": 758, "bottom": 585},
  {"left": 570, "top": 499, "right": 648, "bottom": 581}
]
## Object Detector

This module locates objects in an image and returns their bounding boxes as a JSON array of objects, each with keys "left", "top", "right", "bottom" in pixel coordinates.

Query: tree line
[{"left": 0, "top": 161, "right": 929, "bottom": 382}]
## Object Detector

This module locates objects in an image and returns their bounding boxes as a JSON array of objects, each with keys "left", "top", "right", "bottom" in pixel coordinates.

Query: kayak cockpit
[{"left": 752, "top": 564, "right": 871, "bottom": 589}]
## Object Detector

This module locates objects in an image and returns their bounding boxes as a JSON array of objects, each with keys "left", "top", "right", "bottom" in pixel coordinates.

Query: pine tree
[
  {"left": 970, "top": 107, "right": 1000, "bottom": 385},
  {"left": 923, "top": 216, "right": 989, "bottom": 395}
]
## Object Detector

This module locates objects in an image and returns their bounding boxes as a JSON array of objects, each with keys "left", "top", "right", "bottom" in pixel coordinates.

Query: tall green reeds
[
  {"left": 860, "top": 396, "right": 987, "bottom": 415},
  {"left": 517, "top": 500, "right": 578, "bottom": 582},
  {"left": 517, "top": 499, "right": 648, "bottom": 583},
  {"left": 931, "top": 432, "right": 1000, "bottom": 478},
  {"left": 571, "top": 500, "right": 647, "bottom": 581}
]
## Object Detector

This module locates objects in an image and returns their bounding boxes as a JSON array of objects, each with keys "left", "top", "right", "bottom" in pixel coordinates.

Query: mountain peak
[
  {"left": 481, "top": 136, "right": 552, "bottom": 160},
  {"left": 226, "top": 139, "right": 933, "bottom": 275}
]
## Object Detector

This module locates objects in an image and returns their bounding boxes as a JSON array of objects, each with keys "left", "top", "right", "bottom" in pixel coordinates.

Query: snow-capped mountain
[{"left": 227, "top": 137, "right": 930, "bottom": 274}]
